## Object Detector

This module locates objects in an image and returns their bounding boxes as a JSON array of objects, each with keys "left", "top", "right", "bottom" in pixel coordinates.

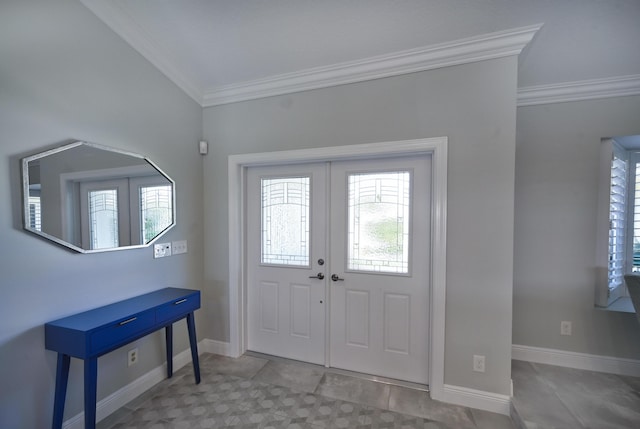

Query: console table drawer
[
  {"left": 156, "top": 293, "right": 200, "bottom": 323},
  {"left": 90, "top": 310, "right": 155, "bottom": 353}
]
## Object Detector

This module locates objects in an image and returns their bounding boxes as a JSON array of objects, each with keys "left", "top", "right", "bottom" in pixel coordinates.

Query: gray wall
[
  {"left": 0, "top": 1, "right": 203, "bottom": 428},
  {"left": 203, "top": 56, "right": 519, "bottom": 395},
  {"left": 4, "top": 2, "right": 638, "bottom": 426},
  {"left": 514, "top": 96, "right": 640, "bottom": 358}
]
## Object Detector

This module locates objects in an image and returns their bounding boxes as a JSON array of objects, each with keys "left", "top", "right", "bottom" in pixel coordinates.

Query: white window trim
[{"left": 227, "top": 137, "right": 448, "bottom": 399}]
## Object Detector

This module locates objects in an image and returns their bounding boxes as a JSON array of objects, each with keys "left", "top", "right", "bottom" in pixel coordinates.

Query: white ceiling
[{"left": 81, "top": 0, "right": 640, "bottom": 106}]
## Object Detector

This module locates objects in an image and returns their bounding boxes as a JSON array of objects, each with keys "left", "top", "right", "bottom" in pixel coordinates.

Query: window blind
[{"left": 608, "top": 153, "right": 628, "bottom": 291}]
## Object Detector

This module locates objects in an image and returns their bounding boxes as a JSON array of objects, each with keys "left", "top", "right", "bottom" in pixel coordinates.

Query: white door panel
[
  {"left": 384, "top": 293, "right": 410, "bottom": 354},
  {"left": 247, "top": 164, "right": 327, "bottom": 365},
  {"left": 329, "top": 156, "right": 431, "bottom": 384},
  {"left": 258, "top": 281, "right": 278, "bottom": 333},
  {"left": 290, "top": 283, "right": 311, "bottom": 338},
  {"left": 345, "top": 289, "right": 370, "bottom": 347}
]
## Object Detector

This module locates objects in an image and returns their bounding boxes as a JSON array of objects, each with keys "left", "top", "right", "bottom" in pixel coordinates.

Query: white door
[
  {"left": 246, "top": 163, "right": 327, "bottom": 364},
  {"left": 329, "top": 156, "right": 431, "bottom": 383},
  {"left": 247, "top": 155, "right": 431, "bottom": 383},
  {"left": 80, "top": 178, "right": 130, "bottom": 249}
]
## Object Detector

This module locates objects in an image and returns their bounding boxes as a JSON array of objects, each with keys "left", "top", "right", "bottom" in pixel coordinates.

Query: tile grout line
[{"left": 529, "top": 362, "right": 588, "bottom": 429}]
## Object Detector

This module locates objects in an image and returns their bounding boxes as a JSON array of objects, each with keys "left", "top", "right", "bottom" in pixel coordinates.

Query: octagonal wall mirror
[{"left": 22, "top": 141, "right": 175, "bottom": 253}]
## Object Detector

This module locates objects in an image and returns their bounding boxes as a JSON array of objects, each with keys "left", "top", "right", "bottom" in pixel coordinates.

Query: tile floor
[
  {"left": 511, "top": 360, "right": 640, "bottom": 429},
  {"left": 97, "top": 353, "right": 514, "bottom": 429},
  {"left": 96, "top": 353, "right": 640, "bottom": 429}
]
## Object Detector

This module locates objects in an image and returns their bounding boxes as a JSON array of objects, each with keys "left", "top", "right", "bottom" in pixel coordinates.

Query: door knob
[
  {"left": 331, "top": 274, "right": 344, "bottom": 282},
  {"left": 309, "top": 272, "right": 325, "bottom": 280}
]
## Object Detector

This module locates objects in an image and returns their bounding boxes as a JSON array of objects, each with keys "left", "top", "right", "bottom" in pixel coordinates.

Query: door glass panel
[
  {"left": 139, "top": 185, "right": 173, "bottom": 244},
  {"left": 347, "top": 171, "right": 410, "bottom": 274},
  {"left": 89, "top": 189, "right": 119, "bottom": 249},
  {"left": 261, "top": 177, "right": 310, "bottom": 266}
]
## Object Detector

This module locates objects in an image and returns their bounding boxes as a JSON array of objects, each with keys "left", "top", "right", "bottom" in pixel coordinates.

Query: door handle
[
  {"left": 331, "top": 274, "right": 344, "bottom": 282},
  {"left": 309, "top": 272, "right": 325, "bottom": 280}
]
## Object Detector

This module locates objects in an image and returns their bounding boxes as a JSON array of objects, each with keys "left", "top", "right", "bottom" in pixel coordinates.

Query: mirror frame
[{"left": 21, "top": 140, "right": 176, "bottom": 253}]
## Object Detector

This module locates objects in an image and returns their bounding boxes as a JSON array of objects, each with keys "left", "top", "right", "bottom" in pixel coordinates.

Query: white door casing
[{"left": 228, "top": 137, "right": 448, "bottom": 399}]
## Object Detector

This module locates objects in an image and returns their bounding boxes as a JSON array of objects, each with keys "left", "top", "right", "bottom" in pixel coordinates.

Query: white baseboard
[
  {"left": 512, "top": 344, "right": 640, "bottom": 377},
  {"left": 63, "top": 341, "right": 206, "bottom": 429},
  {"left": 440, "top": 384, "right": 511, "bottom": 415},
  {"left": 200, "top": 339, "right": 232, "bottom": 356}
]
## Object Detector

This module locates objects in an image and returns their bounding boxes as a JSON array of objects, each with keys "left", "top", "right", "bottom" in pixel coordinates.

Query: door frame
[{"left": 228, "top": 137, "right": 448, "bottom": 398}]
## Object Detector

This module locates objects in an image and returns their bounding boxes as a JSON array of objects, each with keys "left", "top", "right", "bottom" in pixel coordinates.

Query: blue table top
[{"left": 46, "top": 288, "right": 199, "bottom": 332}]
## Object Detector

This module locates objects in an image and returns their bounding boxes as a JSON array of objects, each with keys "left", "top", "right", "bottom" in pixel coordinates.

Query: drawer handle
[
  {"left": 174, "top": 299, "right": 187, "bottom": 305},
  {"left": 119, "top": 317, "right": 137, "bottom": 326}
]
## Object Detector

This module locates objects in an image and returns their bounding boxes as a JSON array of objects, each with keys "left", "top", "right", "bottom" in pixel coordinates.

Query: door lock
[
  {"left": 331, "top": 274, "right": 344, "bottom": 282},
  {"left": 309, "top": 273, "right": 325, "bottom": 280}
]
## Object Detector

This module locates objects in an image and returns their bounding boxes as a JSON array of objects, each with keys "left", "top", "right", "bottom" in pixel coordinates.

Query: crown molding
[
  {"left": 75, "top": 5, "right": 640, "bottom": 109},
  {"left": 80, "top": 0, "right": 204, "bottom": 105},
  {"left": 517, "top": 74, "right": 640, "bottom": 106},
  {"left": 202, "top": 24, "right": 542, "bottom": 106},
  {"left": 80, "top": 1, "right": 541, "bottom": 107}
]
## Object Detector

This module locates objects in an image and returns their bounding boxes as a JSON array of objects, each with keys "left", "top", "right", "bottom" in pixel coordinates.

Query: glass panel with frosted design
[
  {"left": 140, "top": 185, "right": 173, "bottom": 244},
  {"left": 348, "top": 171, "right": 411, "bottom": 274},
  {"left": 89, "top": 189, "right": 119, "bottom": 249},
  {"left": 261, "top": 177, "right": 310, "bottom": 266}
]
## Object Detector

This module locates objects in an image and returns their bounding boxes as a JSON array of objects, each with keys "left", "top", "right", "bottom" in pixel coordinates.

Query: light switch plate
[
  {"left": 154, "top": 242, "right": 172, "bottom": 258},
  {"left": 172, "top": 240, "right": 188, "bottom": 255}
]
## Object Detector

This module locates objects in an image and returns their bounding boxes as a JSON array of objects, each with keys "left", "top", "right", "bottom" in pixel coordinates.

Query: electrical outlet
[
  {"left": 153, "top": 242, "right": 172, "bottom": 258},
  {"left": 561, "top": 321, "right": 572, "bottom": 336},
  {"left": 473, "top": 354, "right": 486, "bottom": 373},
  {"left": 172, "top": 240, "right": 188, "bottom": 255},
  {"left": 128, "top": 348, "right": 138, "bottom": 366}
]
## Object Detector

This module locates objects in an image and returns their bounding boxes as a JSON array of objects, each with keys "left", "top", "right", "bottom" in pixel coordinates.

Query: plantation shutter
[{"left": 608, "top": 142, "right": 628, "bottom": 298}]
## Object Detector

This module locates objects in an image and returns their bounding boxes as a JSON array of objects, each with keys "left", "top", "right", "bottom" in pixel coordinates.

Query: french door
[
  {"left": 246, "top": 163, "right": 327, "bottom": 364},
  {"left": 246, "top": 155, "right": 431, "bottom": 383}
]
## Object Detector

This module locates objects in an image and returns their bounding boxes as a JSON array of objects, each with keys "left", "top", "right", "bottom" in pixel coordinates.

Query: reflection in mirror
[
  {"left": 596, "top": 134, "right": 640, "bottom": 307},
  {"left": 22, "top": 141, "right": 175, "bottom": 253}
]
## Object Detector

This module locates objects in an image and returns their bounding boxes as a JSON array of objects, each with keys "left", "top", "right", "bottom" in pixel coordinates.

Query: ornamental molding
[
  {"left": 202, "top": 24, "right": 543, "bottom": 106},
  {"left": 517, "top": 74, "right": 640, "bottom": 106}
]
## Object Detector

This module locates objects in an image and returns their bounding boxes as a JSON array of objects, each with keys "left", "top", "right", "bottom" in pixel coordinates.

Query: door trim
[{"left": 228, "top": 137, "right": 448, "bottom": 399}]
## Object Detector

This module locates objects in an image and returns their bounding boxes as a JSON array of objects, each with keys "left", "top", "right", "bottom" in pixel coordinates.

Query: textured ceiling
[{"left": 82, "top": 0, "right": 640, "bottom": 102}]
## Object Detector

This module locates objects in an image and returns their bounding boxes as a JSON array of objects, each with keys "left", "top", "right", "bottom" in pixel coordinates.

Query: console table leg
[
  {"left": 165, "top": 324, "right": 173, "bottom": 378},
  {"left": 84, "top": 357, "right": 98, "bottom": 429},
  {"left": 52, "top": 353, "right": 70, "bottom": 429},
  {"left": 186, "top": 312, "right": 201, "bottom": 384}
]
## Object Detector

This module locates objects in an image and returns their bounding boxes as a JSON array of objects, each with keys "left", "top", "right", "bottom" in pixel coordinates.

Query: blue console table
[{"left": 45, "top": 288, "right": 201, "bottom": 429}]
